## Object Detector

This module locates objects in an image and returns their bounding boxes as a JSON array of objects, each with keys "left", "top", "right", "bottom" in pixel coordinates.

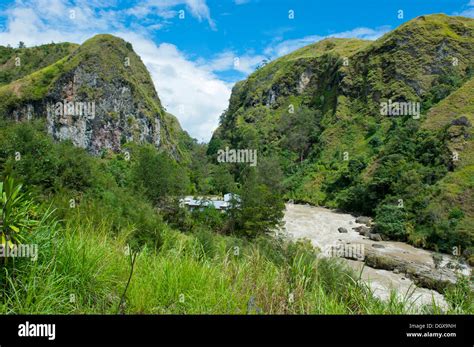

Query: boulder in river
[
  {"left": 369, "top": 233, "right": 383, "bottom": 242},
  {"left": 372, "top": 244, "right": 385, "bottom": 249},
  {"left": 355, "top": 216, "right": 371, "bottom": 225},
  {"left": 364, "top": 250, "right": 470, "bottom": 292},
  {"left": 338, "top": 227, "right": 348, "bottom": 233},
  {"left": 353, "top": 225, "right": 371, "bottom": 236}
]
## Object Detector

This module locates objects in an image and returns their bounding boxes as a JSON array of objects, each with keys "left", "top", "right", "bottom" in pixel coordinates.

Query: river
[{"left": 281, "top": 203, "right": 472, "bottom": 311}]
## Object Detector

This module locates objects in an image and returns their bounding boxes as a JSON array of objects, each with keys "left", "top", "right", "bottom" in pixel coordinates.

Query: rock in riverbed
[
  {"left": 353, "top": 225, "right": 371, "bottom": 236},
  {"left": 363, "top": 249, "right": 472, "bottom": 292},
  {"left": 282, "top": 203, "right": 472, "bottom": 309},
  {"left": 338, "top": 227, "right": 348, "bottom": 233},
  {"left": 369, "top": 233, "right": 383, "bottom": 242},
  {"left": 355, "top": 216, "right": 371, "bottom": 225}
]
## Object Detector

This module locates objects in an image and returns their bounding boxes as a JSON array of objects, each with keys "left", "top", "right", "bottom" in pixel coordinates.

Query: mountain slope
[
  {"left": 0, "top": 42, "right": 79, "bottom": 86},
  {"left": 210, "top": 14, "right": 474, "bottom": 254},
  {"left": 419, "top": 77, "right": 474, "bottom": 256},
  {"left": 0, "top": 35, "right": 187, "bottom": 158}
]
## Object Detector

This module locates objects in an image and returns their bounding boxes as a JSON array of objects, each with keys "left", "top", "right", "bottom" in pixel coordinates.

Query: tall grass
[{"left": 1, "top": 205, "right": 464, "bottom": 315}]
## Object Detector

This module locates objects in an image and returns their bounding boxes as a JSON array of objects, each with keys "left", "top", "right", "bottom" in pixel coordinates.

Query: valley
[{"left": 0, "top": 13, "right": 472, "bottom": 315}]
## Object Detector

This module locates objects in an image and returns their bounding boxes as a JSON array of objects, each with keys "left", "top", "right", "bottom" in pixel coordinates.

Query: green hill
[
  {"left": 0, "top": 42, "right": 79, "bottom": 86},
  {"left": 210, "top": 14, "right": 474, "bottom": 255},
  {"left": 0, "top": 34, "right": 189, "bottom": 158},
  {"left": 418, "top": 77, "right": 474, "bottom": 255}
]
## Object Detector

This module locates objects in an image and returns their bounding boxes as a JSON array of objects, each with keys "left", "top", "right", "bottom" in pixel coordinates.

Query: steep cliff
[{"left": 0, "top": 34, "right": 187, "bottom": 157}]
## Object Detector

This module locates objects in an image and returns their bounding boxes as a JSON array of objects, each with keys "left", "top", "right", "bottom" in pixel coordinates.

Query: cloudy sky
[{"left": 0, "top": 0, "right": 473, "bottom": 141}]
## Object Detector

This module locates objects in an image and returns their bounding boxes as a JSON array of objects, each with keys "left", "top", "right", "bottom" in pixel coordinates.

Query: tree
[
  {"left": 18, "top": 41, "right": 26, "bottom": 49},
  {"left": 228, "top": 165, "right": 284, "bottom": 238},
  {"left": 131, "top": 145, "right": 190, "bottom": 204},
  {"left": 374, "top": 204, "right": 407, "bottom": 240},
  {"left": 279, "top": 107, "right": 320, "bottom": 162},
  {"left": 210, "top": 165, "right": 236, "bottom": 195}
]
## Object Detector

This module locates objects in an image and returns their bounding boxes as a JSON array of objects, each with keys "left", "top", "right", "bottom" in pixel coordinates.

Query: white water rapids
[{"left": 281, "top": 203, "right": 472, "bottom": 311}]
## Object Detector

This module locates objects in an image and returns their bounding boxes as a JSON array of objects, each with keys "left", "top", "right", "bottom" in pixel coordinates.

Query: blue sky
[{"left": 0, "top": 0, "right": 473, "bottom": 141}]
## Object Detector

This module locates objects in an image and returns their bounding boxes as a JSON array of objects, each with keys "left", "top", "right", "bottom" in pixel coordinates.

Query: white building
[{"left": 179, "top": 193, "right": 240, "bottom": 212}]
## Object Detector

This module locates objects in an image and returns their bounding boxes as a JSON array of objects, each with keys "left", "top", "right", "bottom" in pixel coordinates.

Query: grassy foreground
[{"left": 1, "top": 201, "right": 472, "bottom": 315}]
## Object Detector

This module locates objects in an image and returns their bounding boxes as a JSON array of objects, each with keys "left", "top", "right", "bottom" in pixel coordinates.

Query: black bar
[{"left": 0, "top": 314, "right": 472, "bottom": 345}]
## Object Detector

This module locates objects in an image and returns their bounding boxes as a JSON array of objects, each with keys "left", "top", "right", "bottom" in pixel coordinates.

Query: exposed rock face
[
  {"left": 12, "top": 104, "right": 35, "bottom": 122},
  {"left": 2, "top": 34, "right": 183, "bottom": 157},
  {"left": 297, "top": 70, "right": 312, "bottom": 94},
  {"left": 451, "top": 116, "right": 471, "bottom": 127},
  {"left": 44, "top": 67, "right": 161, "bottom": 155},
  {"left": 11, "top": 71, "right": 163, "bottom": 155},
  {"left": 266, "top": 89, "right": 277, "bottom": 107}
]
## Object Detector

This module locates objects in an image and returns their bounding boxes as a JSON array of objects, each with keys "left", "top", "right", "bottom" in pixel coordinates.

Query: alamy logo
[
  {"left": 47, "top": 100, "right": 96, "bottom": 119},
  {"left": 18, "top": 321, "right": 56, "bottom": 340},
  {"left": 323, "top": 243, "right": 365, "bottom": 260},
  {"left": 217, "top": 147, "right": 257, "bottom": 167},
  {"left": 380, "top": 99, "right": 420, "bottom": 119},
  {"left": 0, "top": 244, "right": 38, "bottom": 261}
]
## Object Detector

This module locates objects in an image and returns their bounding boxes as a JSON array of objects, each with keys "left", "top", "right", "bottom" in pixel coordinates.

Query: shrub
[
  {"left": 191, "top": 206, "right": 225, "bottom": 232},
  {"left": 374, "top": 204, "right": 407, "bottom": 240},
  {"left": 0, "top": 176, "right": 39, "bottom": 253}
]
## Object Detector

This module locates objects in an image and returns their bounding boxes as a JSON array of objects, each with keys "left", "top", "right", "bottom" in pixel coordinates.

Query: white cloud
[
  {"left": 264, "top": 34, "right": 323, "bottom": 57},
  {"left": 454, "top": 0, "right": 474, "bottom": 17},
  {"left": 331, "top": 26, "right": 391, "bottom": 40},
  {"left": 0, "top": 0, "right": 121, "bottom": 46},
  {"left": 127, "top": 0, "right": 216, "bottom": 29},
  {"left": 202, "top": 51, "right": 266, "bottom": 74},
  {"left": 459, "top": 8, "right": 474, "bottom": 17},
  {"left": 116, "top": 32, "right": 231, "bottom": 141}
]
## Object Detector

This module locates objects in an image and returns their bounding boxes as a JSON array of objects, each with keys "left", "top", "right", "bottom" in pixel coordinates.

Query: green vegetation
[
  {"left": 0, "top": 14, "right": 472, "bottom": 315},
  {"left": 0, "top": 42, "right": 78, "bottom": 86},
  {"left": 0, "top": 177, "right": 39, "bottom": 253},
  {"left": 1, "top": 120, "right": 469, "bottom": 314},
  {"left": 211, "top": 14, "right": 474, "bottom": 256}
]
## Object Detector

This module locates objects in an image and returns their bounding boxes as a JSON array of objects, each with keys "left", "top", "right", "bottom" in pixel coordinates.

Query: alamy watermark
[
  {"left": 47, "top": 100, "right": 96, "bottom": 119},
  {"left": 0, "top": 243, "right": 38, "bottom": 261},
  {"left": 217, "top": 147, "right": 257, "bottom": 167},
  {"left": 380, "top": 99, "right": 420, "bottom": 119},
  {"left": 322, "top": 243, "right": 365, "bottom": 261}
]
